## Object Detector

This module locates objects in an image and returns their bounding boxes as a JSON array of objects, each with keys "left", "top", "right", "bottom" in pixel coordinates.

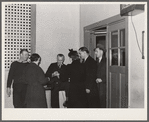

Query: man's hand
[
  {"left": 86, "top": 89, "right": 90, "bottom": 93},
  {"left": 96, "top": 78, "right": 102, "bottom": 83},
  {"left": 52, "top": 71, "right": 58, "bottom": 77},
  {"left": 52, "top": 71, "right": 60, "bottom": 78},
  {"left": 47, "top": 77, "right": 50, "bottom": 81},
  {"left": 7, "top": 87, "right": 11, "bottom": 97}
]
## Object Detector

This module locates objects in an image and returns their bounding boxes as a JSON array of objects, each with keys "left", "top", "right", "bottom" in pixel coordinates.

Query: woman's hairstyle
[
  {"left": 68, "top": 49, "right": 79, "bottom": 61},
  {"left": 30, "top": 53, "right": 41, "bottom": 62}
]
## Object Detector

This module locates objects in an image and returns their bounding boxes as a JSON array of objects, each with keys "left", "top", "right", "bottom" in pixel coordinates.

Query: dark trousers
[
  {"left": 86, "top": 93, "right": 100, "bottom": 108},
  {"left": 86, "top": 87, "right": 100, "bottom": 108},
  {"left": 51, "top": 81, "right": 69, "bottom": 108},
  {"left": 97, "top": 83, "right": 106, "bottom": 108},
  {"left": 13, "top": 83, "right": 27, "bottom": 108},
  {"left": 99, "top": 94, "right": 106, "bottom": 108}
]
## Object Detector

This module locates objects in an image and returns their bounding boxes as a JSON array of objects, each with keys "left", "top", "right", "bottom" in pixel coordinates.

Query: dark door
[{"left": 108, "top": 19, "right": 128, "bottom": 108}]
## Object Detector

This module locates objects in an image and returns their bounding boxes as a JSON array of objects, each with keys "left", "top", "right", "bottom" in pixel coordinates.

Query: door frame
[
  {"left": 93, "top": 33, "right": 107, "bottom": 60},
  {"left": 84, "top": 14, "right": 128, "bottom": 108}
]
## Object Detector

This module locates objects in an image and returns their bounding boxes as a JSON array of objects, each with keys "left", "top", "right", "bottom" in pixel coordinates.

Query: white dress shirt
[{"left": 98, "top": 56, "right": 102, "bottom": 63}]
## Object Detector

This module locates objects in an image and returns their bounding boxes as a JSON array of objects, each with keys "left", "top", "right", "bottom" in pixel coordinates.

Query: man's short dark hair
[
  {"left": 94, "top": 44, "right": 106, "bottom": 57},
  {"left": 30, "top": 53, "right": 41, "bottom": 62},
  {"left": 57, "top": 54, "right": 65, "bottom": 60},
  {"left": 57, "top": 54, "right": 64, "bottom": 57},
  {"left": 94, "top": 44, "right": 106, "bottom": 53},
  {"left": 79, "top": 47, "right": 89, "bottom": 54},
  {"left": 20, "top": 49, "right": 29, "bottom": 54}
]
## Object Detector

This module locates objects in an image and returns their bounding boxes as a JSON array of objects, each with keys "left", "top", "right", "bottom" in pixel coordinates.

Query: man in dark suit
[
  {"left": 45, "top": 54, "right": 69, "bottom": 108},
  {"left": 78, "top": 47, "right": 100, "bottom": 108},
  {"left": 94, "top": 44, "right": 106, "bottom": 108}
]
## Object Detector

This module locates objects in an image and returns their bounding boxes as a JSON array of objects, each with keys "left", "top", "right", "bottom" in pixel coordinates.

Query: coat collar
[
  {"left": 97, "top": 56, "right": 106, "bottom": 64},
  {"left": 84, "top": 55, "right": 91, "bottom": 64}
]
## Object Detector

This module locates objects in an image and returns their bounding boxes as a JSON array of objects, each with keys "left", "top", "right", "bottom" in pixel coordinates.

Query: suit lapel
[
  {"left": 84, "top": 56, "right": 90, "bottom": 65},
  {"left": 97, "top": 57, "right": 106, "bottom": 68}
]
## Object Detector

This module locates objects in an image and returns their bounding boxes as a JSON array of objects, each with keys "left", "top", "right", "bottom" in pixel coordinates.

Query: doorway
[
  {"left": 84, "top": 14, "right": 128, "bottom": 108},
  {"left": 94, "top": 35, "right": 106, "bottom": 59}
]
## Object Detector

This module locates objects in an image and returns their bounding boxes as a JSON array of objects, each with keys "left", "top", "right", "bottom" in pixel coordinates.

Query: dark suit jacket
[
  {"left": 84, "top": 56, "right": 97, "bottom": 91},
  {"left": 97, "top": 56, "right": 106, "bottom": 108},
  {"left": 67, "top": 59, "right": 88, "bottom": 108},
  {"left": 84, "top": 56, "right": 100, "bottom": 107},
  {"left": 24, "top": 63, "right": 48, "bottom": 108},
  {"left": 45, "top": 62, "right": 68, "bottom": 83}
]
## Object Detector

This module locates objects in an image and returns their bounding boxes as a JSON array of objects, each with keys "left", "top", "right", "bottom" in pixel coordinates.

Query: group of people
[{"left": 6, "top": 44, "right": 106, "bottom": 108}]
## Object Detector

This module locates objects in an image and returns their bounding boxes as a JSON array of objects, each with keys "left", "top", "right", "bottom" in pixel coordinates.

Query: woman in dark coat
[
  {"left": 24, "top": 53, "right": 48, "bottom": 108},
  {"left": 67, "top": 49, "right": 88, "bottom": 108}
]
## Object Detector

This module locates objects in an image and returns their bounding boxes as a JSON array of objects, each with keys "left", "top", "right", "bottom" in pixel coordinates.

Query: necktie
[
  {"left": 82, "top": 59, "right": 85, "bottom": 63},
  {"left": 58, "top": 64, "right": 61, "bottom": 68},
  {"left": 96, "top": 58, "right": 99, "bottom": 63}
]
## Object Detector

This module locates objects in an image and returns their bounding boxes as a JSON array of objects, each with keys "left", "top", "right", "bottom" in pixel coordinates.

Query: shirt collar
[
  {"left": 84, "top": 55, "right": 89, "bottom": 62},
  {"left": 98, "top": 56, "right": 103, "bottom": 63},
  {"left": 57, "top": 63, "right": 63, "bottom": 67}
]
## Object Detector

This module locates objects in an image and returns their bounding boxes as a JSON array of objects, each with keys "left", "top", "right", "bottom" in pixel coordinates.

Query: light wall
[
  {"left": 80, "top": 4, "right": 120, "bottom": 46},
  {"left": 36, "top": 4, "right": 80, "bottom": 72},
  {"left": 128, "top": 11, "right": 146, "bottom": 108},
  {"left": 35, "top": 4, "right": 80, "bottom": 108}
]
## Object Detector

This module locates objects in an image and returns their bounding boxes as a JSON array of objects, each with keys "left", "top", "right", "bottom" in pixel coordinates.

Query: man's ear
[{"left": 101, "top": 50, "right": 104, "bottom": 55}]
